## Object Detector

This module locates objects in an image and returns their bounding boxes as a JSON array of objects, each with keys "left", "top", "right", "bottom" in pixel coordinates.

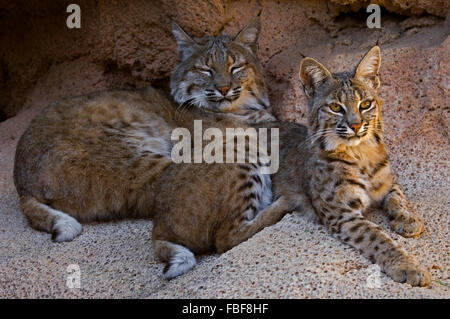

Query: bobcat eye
[
  {"left": 329, "top": 104, "right": 343, "bottom": 113},
  {"left": 197, "top": 68, "right": 213, "bottom": 77},
  {"left": 360, "top": 100, "right": 372, "bottom": 110},
  {"left": 230, "top": 65, "right": 245, "bottom": 75}
]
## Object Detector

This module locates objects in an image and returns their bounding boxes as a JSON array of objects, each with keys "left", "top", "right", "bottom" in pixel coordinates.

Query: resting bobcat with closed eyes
[
  {"left": 14, "top": 18, "right": 290, "bottom": 279},
  {"left": 154, "top": 18, "right": 289, "bottom": 279},
  {"left": 265, "top": 46, "right": 430, "bottom": 286},
  {"left": 170, "top": 18, "right": 274, "bottom": 124}
]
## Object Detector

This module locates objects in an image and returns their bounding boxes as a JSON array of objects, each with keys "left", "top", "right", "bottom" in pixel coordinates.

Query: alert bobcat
[
  {"left": 264, "top": 46, "right": 430, "bottom": 286},
  {"left": 13, "top": 18, "right": 291, "bottom": 279}
]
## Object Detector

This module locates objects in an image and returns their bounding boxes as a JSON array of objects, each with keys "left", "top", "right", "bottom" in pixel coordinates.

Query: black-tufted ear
[
  {"left": 355, "top": 46, "right": 381, "bottom": 90},
  {"left": 171, "top": 21, "right": 199, "bottom": 60},
  {"left": 299, "top": 57, "right": 332, "bottom": 99},
  {"left": 233, "top": 17, "right": 261, "bottom": 53}
]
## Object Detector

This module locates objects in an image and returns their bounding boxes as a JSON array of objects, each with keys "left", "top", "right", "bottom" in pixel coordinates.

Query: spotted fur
[
  {"left": 14, "top": 19, "right": 290, "bottom": 281},
  {"left": 152, "top": 18, "right": 289, "bottom": 278},
  {"left": 170, "top": 18, "right": 274, "bottom": 124},
  {"left": 270, "top": 46, "right": 430, "bottom": 286}
]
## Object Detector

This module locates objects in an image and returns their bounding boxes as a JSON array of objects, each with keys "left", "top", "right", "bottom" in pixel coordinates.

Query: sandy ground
[
  {"left": 1, "top": 0, "right": 449, "bottom": 300},
  {"left": 0, "top": 98, "right": 448, "bottom": 299}
]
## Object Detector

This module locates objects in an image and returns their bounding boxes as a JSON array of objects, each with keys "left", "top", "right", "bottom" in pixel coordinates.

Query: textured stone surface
[
  {"left": 0, "top": 1, "right": 449, "bottom": 298},
  {"left": 1, "top": 0, "right": 449, "bottom": 118}
]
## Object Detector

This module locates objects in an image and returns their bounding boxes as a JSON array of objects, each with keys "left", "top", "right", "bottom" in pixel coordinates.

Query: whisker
[{"left": 298, "top": 128, "right": 336, "bottom": 148}]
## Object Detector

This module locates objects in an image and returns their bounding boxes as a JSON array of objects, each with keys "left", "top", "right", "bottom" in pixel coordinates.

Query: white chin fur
[
  {"left": 345, "top": 138, "right": 362, "bottom": 147},
  {"left": 324, "top": 136, "right": 362, "bottom": 151},
  {"left": 219, "top": 100, "right": 234, "bottom": 111}
]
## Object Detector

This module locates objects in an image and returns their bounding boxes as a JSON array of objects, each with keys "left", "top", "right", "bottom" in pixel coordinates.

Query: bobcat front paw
[
  {"left": 390, "top": 214, "right": 424, "bottom": 238},
  {"left": 388, "top": 262, "right": 430, "bottom": 287}
]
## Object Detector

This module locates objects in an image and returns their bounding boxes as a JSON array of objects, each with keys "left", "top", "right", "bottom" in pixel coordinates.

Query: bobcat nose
[
  {"left": 350, "top": 123, "right": 362, "bottom": 133},
  {"left": 216, "top": 86, "right": 231, "bottom": 96}
]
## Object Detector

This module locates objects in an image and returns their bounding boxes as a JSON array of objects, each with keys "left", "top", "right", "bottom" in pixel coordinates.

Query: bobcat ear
[
  {"left": 299, "top": 57, "right": 332, "bottom": 99},
  {"left": 234, "top": 17, "right": 261, "bottom": 52},
  {"left": 355, "top": 46, "right": 381, "bottom": 90},
  {"left": 171, "top": 21, "right": 199, "bottom": 60}
]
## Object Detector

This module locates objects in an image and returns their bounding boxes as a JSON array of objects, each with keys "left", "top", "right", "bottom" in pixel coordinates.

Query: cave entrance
[{"left": 0, "top": 109, "right": 8, "bottom": 123}]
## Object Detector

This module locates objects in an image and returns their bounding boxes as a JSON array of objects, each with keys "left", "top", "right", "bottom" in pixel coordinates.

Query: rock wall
[{"left": 0, "top": 0, "right": 448, "bottom": 121}]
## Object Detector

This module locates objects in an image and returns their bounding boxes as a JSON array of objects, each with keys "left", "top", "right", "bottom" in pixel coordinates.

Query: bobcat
[
  {"left": 13, "top": 18, "right": 291, "bottom": 279},
  {"left": 262, "top": 46, "right": 430, "bottom": 286},
  {"left": 168, "top": 28, "right": 431, "bottom": 285},
  {"left": 170, "top": 18, "right": 275, "bottom": 124}
]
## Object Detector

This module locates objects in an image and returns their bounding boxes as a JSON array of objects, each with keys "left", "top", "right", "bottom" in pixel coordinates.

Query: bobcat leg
[
  {"left": 332, "top": 211, "right": 430, "bottom": 286},
  {"left": 154, "top": 240, "right": 197, "bottom": 280},
  {"left": 383, "top": 183, "right": 424, "bottom": 237},
  {"left": 290, "top": 192, "right": 320, "bottom": 223},
  {"left": 215, "top": 196, "right": 291, "bottom": 253},
  {"left": 20, "top": 195, "right": 82, "bottom": 242}
]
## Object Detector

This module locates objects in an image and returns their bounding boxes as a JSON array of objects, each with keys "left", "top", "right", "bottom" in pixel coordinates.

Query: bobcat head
[
  {"left": 170, "top": 18, "right": 269, "bottom": 113},
  {"left": 299, "top": 46, "right": 383, "bottom": 151}
]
